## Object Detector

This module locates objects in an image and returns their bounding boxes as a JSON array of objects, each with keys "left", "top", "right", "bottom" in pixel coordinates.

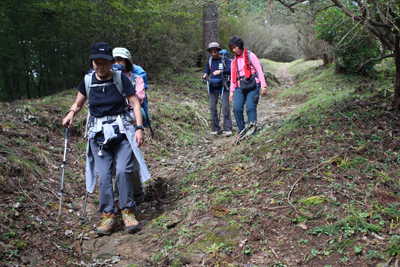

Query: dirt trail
[
  {"left": 80, "top": 63, "right": 299, "bottom": 266},
  {"left": 258, "top": 65, "right": 297, "bottom": 122}
]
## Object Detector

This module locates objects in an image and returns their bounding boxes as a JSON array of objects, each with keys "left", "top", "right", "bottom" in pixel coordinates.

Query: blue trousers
[
  {"left": 89, "top": 138, "right": 135, "bottom": 214},
  {"left": 233, "top": 84, "right": 260, "bottom": 133}
]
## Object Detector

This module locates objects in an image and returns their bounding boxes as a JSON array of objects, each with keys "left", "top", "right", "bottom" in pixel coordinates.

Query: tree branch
[
  {"left": 330, "top": 0, "right": 395, "bottom": 51},
  {"left": 357, "top": 53, "right": 394, "bottom": 72},
  {"left": 275, "top": 0, "right": 306, "bottom": 9}
]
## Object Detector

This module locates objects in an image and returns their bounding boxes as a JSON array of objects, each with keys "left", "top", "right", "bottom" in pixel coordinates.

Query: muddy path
[{"left": 77, "top": 64, "right": 299, "bottom": 266}]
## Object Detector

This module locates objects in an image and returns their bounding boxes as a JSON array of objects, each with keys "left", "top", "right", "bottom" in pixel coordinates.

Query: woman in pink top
[
  {"left": 111, "top": 47, "right": 147, "bottom": 206},
  {"left": 229, "top": 36, "right": 267, "bottom": 134}
]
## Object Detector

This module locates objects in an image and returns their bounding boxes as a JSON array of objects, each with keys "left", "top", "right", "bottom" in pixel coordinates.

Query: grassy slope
[{"left": 146, "top": 61, "right": 400, "bottom": 266}]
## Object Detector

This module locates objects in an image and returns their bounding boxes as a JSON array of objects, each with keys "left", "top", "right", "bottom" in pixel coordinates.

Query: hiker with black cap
[
  {"left": 111, "top": 47, "right": 148, "bottom": 206},
  {"left": 62, "top": 42, "right": 150, "bottom": 235},
  {"left": 228, "top": 36, "right": 267, "bottom": 135},
  {"left": 203, "top": 42, "right": 233, "bottom": 137}
]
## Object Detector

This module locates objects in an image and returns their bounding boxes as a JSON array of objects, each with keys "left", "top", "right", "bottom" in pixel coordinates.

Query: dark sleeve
[
  {"left": 77, "top": 79, "right": 86, "bottom": 97},
  {"left": 204, "top": 62, "right": 210, "bottom": 75},
  {"left": 122, "top": 72, "right": 136, "bottom": 97}
]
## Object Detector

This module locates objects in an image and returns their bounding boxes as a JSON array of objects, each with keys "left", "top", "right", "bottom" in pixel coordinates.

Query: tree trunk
[
  {"left": 26, "top": 70, "right": 31, "bottom": 99},
  {"left": 334, "top": 58, "right": 340, "bottom": 75},
  {"left": 393, "top": 35, "right": 400, "bottom": 110},
  {"left": 322, "top": 53, "right": 329, "bottom": 65},
  {"left": 203, "top": 1, "right": 219, "bottom": 62}
]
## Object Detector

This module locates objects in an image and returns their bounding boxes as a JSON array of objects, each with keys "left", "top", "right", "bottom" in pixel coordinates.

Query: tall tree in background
[
  {"left": 203, "top": 1, "right": 219, "bottom": 61},
  {"left": 274, "top": 0, "right": 400, "bottom": 110}
]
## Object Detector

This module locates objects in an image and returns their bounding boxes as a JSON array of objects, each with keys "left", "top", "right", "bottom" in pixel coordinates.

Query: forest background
[
  {"left": 1, "top": 0, "right": 398, "bottom": 102},
  {"left": 0, "top": 0, "right": 335, "bottom": 101}
]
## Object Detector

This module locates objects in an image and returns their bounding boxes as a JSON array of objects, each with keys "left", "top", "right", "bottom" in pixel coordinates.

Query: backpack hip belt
[
  {"left": 88, "top": 112, "right": 127, "bottom": 130},
  {"left": 94, "top": 112, "right": 127, "bottom": 124}
]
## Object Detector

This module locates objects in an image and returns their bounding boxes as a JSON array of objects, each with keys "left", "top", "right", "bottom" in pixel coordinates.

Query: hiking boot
[
  {"left": 210, "top": 131, "right": 218, "bottom": 136},
  {"left": 97, "top": 213, "right": 119, "bottom": 235},
  {"left": 134, "top": 193, "right": 145, "bottom": 205},
  {"left": 121, "top": 209, "right": 139, "bottom": 233},
  {"left": 221, "top": 131, "right": 232, "bottom": 137}
]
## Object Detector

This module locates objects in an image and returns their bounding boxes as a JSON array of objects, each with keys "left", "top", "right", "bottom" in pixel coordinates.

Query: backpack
[
  {"left": 247, "top": 51, "right": 267, "bottom": 83},
  {"left": 208, "top": 49, "right": 231, "bottom": 90},
  {"left": 87, "top": 65, "right": 153, "bottom": 135},
  {"left": 130, "top": 66, "right": 153, "bottom": 135},
  {"left": 83, "top": 69, "right": 146, "bottom": 137},
  {"left": 133, "top": 64, "right": 149, "bottom": 91}
]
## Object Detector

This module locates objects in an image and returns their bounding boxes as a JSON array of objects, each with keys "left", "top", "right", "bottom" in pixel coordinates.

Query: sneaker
[
  {"left": 121, "top": 209, "right": 139, "bottom": 233},
  {"left": 97, "top": 213, "right": 119, "bottom": 235},
  {"left": 221, "top": 131, "right": 232, "bottom": 137}
]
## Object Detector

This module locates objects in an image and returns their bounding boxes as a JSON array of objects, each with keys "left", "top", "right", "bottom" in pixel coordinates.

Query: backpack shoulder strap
[
  {"left": 129, "top": 72, "right": 138, "bottom": 91},
  {"left": 247, "top": 51, "right": 259, "bottom": 78},
  {"left": 208, "top": 57, "right": 212, "bottom": 69},
  {"left": 84, "top": 72, "right": 94, "bottom": 100},
  {"left": 112, "top": 69, "right": 125, "bottom": 97},
  {"left": 83, "top": 72, "right": 94, "bottom": 138}
]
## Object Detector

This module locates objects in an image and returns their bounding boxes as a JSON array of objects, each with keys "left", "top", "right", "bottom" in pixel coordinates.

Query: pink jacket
[
  {"left": 230, "top": 52, "right": 266, "bottom": 92},
  {"left": 126, "top": 72, "right": 145, "bottom": 104}
]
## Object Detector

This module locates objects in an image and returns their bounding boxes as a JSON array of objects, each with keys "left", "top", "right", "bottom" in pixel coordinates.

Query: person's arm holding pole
[{"left": 63, "top": 92, "right": 87, "bottom": 127}]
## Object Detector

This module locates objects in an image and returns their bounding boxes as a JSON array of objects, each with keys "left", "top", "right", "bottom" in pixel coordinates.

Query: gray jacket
[{"left": 85, "top": 115, "right": 150, "bottom": 193}]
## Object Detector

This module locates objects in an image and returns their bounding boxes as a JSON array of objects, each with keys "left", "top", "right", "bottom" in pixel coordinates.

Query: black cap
[{"left": 90, "top": 42, "right": 113, "bottom": 61}]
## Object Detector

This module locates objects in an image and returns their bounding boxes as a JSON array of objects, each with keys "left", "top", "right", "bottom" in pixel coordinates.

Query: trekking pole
[
  {"left": 57, "top": 122, "right": 69, "bottom": 221},
  {"left": 80, "top": 191, "right": 89, "bottom": 225}
]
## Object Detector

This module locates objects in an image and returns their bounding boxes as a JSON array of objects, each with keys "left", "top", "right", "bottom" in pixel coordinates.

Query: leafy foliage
[
  {"left": 0, "top": 0, "right": 202, "bottom": 101},
  {"left": 314, "top": 7, "right": 379, "bottom": 74}
]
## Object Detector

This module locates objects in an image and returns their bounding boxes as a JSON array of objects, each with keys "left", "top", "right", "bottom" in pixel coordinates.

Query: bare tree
[{"left": 274, "top": 0, "right": 400, "bottom": 109}]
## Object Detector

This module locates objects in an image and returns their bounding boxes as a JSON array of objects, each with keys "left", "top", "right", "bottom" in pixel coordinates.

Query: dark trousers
[{"left": 209, "top": 90, "right": 232, "bottom": 132}]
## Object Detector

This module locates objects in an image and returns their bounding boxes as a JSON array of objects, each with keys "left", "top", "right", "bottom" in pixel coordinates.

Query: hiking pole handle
[{"left": 65, "top": 122, "right": 69, "bottom": 139}]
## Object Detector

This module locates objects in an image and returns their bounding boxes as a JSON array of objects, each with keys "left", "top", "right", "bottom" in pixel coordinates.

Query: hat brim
[
  {"left": 113, "top": 52, "right": 130, "bottom": 60},
  {"left": 91, "top": 54, "right": 113, "bottom": 61},
  {"left": 207, "top": 47, "right": 222, "bottom": 52}
]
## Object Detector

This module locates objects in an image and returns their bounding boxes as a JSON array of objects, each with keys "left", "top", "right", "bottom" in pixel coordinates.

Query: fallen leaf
[{"left": 299, "top": 224, "right": 307, "bottom": 230}]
